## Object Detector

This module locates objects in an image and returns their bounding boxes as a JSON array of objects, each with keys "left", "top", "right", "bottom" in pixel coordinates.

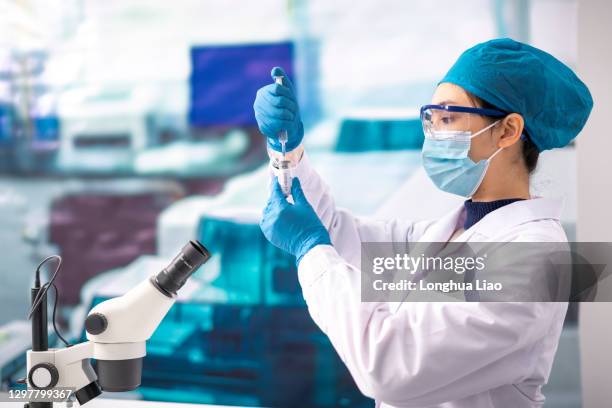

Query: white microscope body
[{"left": 25, "top": 241, "right": 211, "bottom": 406}]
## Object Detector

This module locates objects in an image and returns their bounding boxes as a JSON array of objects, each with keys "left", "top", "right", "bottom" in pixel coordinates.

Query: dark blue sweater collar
[{"left": 463, "top": 198, "right": 525, "bottom": 230}]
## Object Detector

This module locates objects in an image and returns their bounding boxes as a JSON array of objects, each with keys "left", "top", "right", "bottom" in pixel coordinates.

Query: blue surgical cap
[{"left": 440, "top": 38, "right": 593, "bottom": 151}]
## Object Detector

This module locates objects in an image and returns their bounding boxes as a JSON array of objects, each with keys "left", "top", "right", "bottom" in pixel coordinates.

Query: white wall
[{"left": 576, "top": 0, "right": 612, "bottom": 406}]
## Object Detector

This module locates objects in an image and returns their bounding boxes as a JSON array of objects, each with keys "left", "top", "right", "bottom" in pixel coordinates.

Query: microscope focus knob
[
  {"left": 29, "top": 363, "right": 59, "bottom": 389},
  {"left": 85, "top": 313, "right": 108, "bottom": 335}
]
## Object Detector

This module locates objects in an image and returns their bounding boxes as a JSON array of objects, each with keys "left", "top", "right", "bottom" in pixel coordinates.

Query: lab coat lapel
[
  {"left": 408, "top": 205, "right": 465, "bottom": 278},
  {"left": 389, "top": 206, "right": 465, "bottom": 310},
  {"left": 417, "top": 205, "right": 465, "bottom": 242},
  {"left": 454, "top": 197, "right": 564, "bottom": 242},
  {"left": 394, "top": 198, "right": 563, "bottom": 311}
]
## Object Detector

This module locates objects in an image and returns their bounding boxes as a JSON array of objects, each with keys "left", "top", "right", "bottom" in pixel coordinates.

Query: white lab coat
[{"left": 270, "top": 152, "right": 568, "bottom": 408}]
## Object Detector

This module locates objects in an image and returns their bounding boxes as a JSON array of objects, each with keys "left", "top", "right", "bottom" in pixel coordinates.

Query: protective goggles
[{"left": 420, "top": 104, "right": 507, "bottom": 139}]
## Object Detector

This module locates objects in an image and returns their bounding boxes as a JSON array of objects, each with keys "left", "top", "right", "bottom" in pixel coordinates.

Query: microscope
[{"left": 23, "top": 240, "right": 211, "bottom": 407}]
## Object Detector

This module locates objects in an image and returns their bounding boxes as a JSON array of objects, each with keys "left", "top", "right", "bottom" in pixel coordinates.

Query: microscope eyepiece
[{"left": 152, "top": 240, "right": 211, "bottom": 297}]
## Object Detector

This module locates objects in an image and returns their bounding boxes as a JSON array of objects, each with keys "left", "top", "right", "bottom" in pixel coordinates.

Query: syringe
[
  {"left": 274, "top": 74, "right": 292, "bottom": 197},
  {"left": 274, "top": 75, "right": 289, "bottom": 156}
]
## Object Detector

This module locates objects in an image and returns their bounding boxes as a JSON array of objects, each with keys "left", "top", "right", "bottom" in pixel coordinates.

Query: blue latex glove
[
  {"left": 260, "top": 177, "right": 331, "bottom": 264},
  {"left": 253, "top": 67, "right": 304, "bottom": 152}
]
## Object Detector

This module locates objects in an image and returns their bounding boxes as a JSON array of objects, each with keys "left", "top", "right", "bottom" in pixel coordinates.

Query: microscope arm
[{"left": 27, "top": 341, "right": 97, "bottom": 402}]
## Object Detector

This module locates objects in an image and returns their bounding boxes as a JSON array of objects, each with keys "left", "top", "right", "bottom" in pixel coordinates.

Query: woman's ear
[{"left": 497, "top": 113, "right": 525, "bottom": 148}]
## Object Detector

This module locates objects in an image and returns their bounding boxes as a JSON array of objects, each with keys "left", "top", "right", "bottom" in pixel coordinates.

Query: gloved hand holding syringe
[{"left": 253, "top": 66, "right": 305, "bottom": 198}]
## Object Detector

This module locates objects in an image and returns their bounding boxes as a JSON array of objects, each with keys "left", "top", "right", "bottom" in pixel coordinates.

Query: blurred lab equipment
[
  {"left": 49, "top": 181, "right": 185, "bottom": 305},
  {"left": 57, "top": 85, "right": 170, "bottom": 174},
  {"left": 11, "top": 50, "right": 62, "bottom": 173},
  {"left": 134, "top": 128, "right": 253, "bottom": 177},
  {"left": 0, "top": 89, "right": 16, "bottom": 172},
  {"left": 0, "top": 82, "right": 14, "bottom": 147},
  {"left": 24, "top": 240, "right": 211, "bottom": 406},
  {"left": 335, "top": 108, "right": 424, "bottom": 152},
  {"left": 54, "top": 41, "right": 295, "bottom": 177},
  {"left": 0, "top": 321, "right": 35, "bottom": 389},
  {"left": 189, "top": 43, "right": 293, "bottom": 127}
]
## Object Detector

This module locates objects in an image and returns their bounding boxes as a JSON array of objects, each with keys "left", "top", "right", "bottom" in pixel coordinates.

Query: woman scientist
[{"left": 253, "top": 38, "right": 592, "bottom": 407}]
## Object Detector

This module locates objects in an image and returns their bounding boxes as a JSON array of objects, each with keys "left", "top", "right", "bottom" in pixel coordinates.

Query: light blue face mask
[{"left": 421, "top": 121, "right": 502, "bottom": 197}]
